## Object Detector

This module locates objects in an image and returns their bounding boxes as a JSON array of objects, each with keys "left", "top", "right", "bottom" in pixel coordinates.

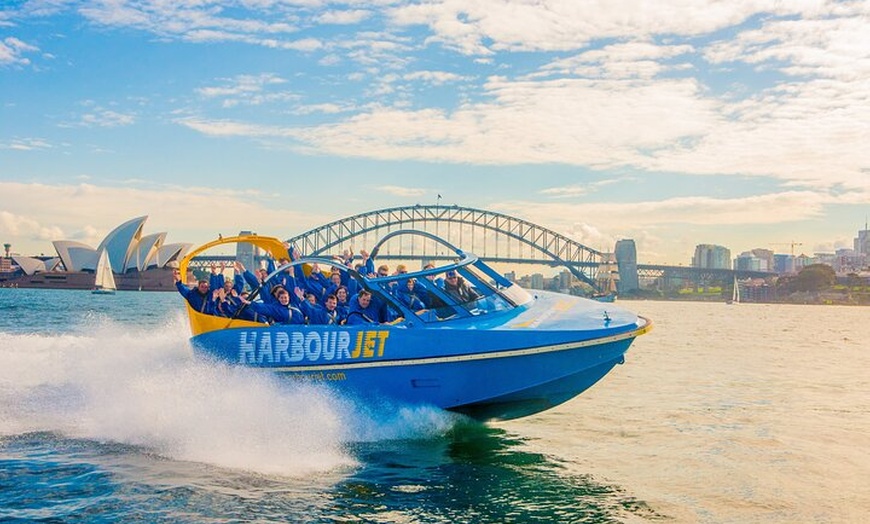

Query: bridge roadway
[{"left": 187, "top": 204, "right": 774, "bottom": 290}]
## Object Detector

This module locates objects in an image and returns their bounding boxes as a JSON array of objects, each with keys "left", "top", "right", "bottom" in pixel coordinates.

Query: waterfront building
[
  {"left": 773, "top": 254, "right": 796, "bottom": 274},
  {"left": 735, "top": 252, "right": 765, "bottom": 271},
  {"left": 795, "top": 254, "right": 814, "bottom": 271},
  {"left": 614, "top": 239, "right": 639, "bottom": 292},
  {"left": 833, "top": 248, "right": 865, "bottom": 273},
  {"left": 530, "top": 273, "right": 545, "bottom": 290},
  {"left": 750, "top": 248, "right": 774, "bottom": 272},
  {"left": 692, "top": 244, "right": 731, "bottom": 270},
  {"left": 854, "top": 224, "right": 869, "bottom": 256},
  {"left": 558, "top": 269, "right": 573, "bottom": 291},
  {"left": 0, "top": 216, "right": 190, "bottom": 291}
]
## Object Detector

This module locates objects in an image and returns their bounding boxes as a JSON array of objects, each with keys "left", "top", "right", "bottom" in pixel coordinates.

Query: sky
[{"left": 1, "top": 0, "right": 869, "bottom": 265}]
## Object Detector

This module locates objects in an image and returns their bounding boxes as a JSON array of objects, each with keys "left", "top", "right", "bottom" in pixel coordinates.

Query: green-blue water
[{"left": 1, "top": 289, "right": 867, "bottom": 522}]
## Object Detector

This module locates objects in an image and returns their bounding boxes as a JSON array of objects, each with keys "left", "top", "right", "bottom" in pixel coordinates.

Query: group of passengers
[{"left": 174, "top": 245, "right": 482, "bottom": 327}]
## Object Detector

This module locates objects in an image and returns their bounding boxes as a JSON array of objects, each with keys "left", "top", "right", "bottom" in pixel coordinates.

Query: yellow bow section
[{"left": 179, "top": 235, "right": 291, "bottom": 336}]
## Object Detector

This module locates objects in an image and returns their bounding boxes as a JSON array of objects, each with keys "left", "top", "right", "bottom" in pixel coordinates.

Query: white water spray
[{"left": 0, "top": 315, "right": 457, "bottom": 476}]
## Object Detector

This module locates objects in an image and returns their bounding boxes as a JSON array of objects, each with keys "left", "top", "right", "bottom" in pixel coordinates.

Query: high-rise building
[
  {"left": 750, "top": 248, "right": 774, "bottom": 271},
  {"left": 854, "top": 223, "right": 869, "bottom": 256},
  {"left": 614, "top": 239, "right": 639, "bottom": 292},
  {"left": 773, "top": 254, "right": 796, "bottom": 274},
  {"left": 734, "top": 252, "right": 764, "bottom": 271},
  {"left": 236, "top": 230, "right": 257, "bottom": 270},
  {"left": 692, "top": 244, "right": 732, "bottom": 269},
  {"left": 558, "top": 269, "right": 572, "bottom": 291}
]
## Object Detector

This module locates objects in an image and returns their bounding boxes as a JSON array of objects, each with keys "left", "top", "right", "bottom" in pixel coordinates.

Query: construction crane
[{"left": 770, "top": 241, "right": 803, "bottom": 256}]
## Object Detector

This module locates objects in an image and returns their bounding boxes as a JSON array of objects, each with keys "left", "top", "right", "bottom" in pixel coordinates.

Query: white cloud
[
  {"left": 0, "top": 37, "right": 39, "bottom": 66},
  {"left": 174, "top": 7, "right": 870, "bottom": 195},
  {"left": 0, "top": 181, "right": 333, "bottom": 256},
  {"left": 78, "top": 1, "right": 300, "bottom": 44},
  {"left": 316, "top": 10, "right": 372, "bottom": 25},
  {"left": 196, "top": 73, "right": 297, "bottom": 107},
  {"left": 537, "top": 41, "right": 695, "bottom": 80},
  {"left": 292, "top": 103, "right": 352, "bottom": 115},
  {"left": 540, "top": 185, "right": 589, "bottom": 198},
  {"left": 0, "top": 211, "right": 65, "bottom": 246},
  {"left": 387, "top": 0, "right": 807, "bottom": 55},
  {"left": 376, "top": 185, "right": 427, "bottom": 197},
  {"left": 403, "top": 70, "right": 469, "bottom": 85},
  {"left": 492, "top": 189, "right": 862, "bottom": 263},
  {"left": 0, "top": 138, "right": 52, "bottom": 151}
]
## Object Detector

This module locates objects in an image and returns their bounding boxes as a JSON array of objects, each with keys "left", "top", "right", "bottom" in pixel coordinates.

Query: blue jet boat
[{"left": 179, "top": 231, "right": 651, "bottom": 420}]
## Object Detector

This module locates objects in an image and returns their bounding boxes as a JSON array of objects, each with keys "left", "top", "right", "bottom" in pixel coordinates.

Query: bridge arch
[{"left": 286, "top": 204, "right": 605, "bottom": 286}]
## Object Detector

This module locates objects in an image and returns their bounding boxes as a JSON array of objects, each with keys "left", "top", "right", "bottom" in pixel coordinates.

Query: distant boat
[
  {"left": 727, "top": 276, "right": 740, "bottom": 304},
  {"left": 592, "top": 255, "right": 619, "bottom": 302},
  {"left": 92, "top": 249, "right": 117, "bottom": 295}
]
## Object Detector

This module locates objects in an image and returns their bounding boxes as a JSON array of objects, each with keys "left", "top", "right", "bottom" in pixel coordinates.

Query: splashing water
[{"left": 0, "top": 314, "right": 459, "bottom": 477}]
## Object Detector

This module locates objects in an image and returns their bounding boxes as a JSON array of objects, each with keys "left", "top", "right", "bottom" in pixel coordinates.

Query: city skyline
[{"left": 2, "top": 1, "right": 869, "bottom": 265}]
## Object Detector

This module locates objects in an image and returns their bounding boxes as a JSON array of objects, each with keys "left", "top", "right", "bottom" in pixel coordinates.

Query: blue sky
[{"left": 1, "top": 0, "right": 869, "bottom": 265}]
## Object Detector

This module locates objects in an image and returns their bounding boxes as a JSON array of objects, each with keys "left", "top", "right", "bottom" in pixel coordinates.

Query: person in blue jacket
[
  {"left": 239, "top": 262, "right": 284, "bottom": 302},
  {"left": 396, "top": 278, "right": 426, "bottom": 311},
  {"left": 299, "top": 263, "right": 330, "bottom": 304},
  {"left": 295, "top": 291, "right": 346, "bottom": 325},
  {"left": 174, "top": 269, "right": 213, "bottom": 314},
  {"left": 346, "top": 290, "right": 382, "bottom": 325},
  {"left": 240, "top": 286, "right": 305, "bottom": 325},
  {"left": 217, "top": 290, "right": 266, "bottom": 323},
  {"left": 208, "top": 264, "right": 226, "bottom": 292},
  {"left": 334, "top": 286, "right": 351, "bottom": 317}
]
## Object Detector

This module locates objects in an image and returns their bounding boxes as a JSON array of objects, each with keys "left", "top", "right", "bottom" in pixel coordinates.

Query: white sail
[
  {"left": 730, "top": 276, "right": 740, "bottom": 304},
  {"left": 93, "top": 248, "right": 117, "bottom": 293}
]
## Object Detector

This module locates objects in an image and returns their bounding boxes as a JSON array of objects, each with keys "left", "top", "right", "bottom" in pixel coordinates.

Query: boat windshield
[{"left": 366, "top": 262, "right": 528, "bottom": 323}]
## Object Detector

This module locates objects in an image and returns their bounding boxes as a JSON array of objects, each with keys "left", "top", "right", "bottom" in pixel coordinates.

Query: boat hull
[{"left": 190, "top": 320, "right": 646, "bottom": 421}]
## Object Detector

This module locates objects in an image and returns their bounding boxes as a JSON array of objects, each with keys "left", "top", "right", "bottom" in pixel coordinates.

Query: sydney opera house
[{"left": 0, "top": 216, "right": 191, "bottom": 291}]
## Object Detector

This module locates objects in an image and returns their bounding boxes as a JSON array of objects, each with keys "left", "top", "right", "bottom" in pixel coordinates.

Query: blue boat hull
[{"left": 190, "top": 318, "right": 643, "bottom": 421}]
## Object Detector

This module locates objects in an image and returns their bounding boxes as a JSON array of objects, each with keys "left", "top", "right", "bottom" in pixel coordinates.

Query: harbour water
[{"left": 1, "top": 289, "right": 867, "bottom": 523}]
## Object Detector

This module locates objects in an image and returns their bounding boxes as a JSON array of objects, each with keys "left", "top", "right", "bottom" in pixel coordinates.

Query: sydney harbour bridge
[{"left": 191, "top": 204, "right": 771, "bottom": 293}]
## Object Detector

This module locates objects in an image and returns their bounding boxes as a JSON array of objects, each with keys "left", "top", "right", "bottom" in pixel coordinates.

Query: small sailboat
[
  {"left": 727, "top": 276, "right": 740, "bottom": 304},
  {"left": 92, "top": 249, "right": 117, "bottom": 295}
]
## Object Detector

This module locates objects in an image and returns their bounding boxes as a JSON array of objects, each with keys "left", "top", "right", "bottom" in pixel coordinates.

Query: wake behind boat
[{"left": 178, "top": 231, "right": 651, "bottom": 420}]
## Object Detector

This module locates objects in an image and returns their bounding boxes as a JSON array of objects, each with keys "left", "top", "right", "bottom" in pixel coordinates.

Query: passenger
[
  {"left": 423, "top": 262, "right": 444, "bottom": 289},
  {"left": 334, "top": 285, "right": 351, "bottom": 317},
  {"left": 359, "top": 249, "right": 375, "bottom": 276},
  {"left": 333, "top": 247, "right": 354, "bottom": 267},
  {"left": 299, "top": 263, "right": 330, "bottom": 304},
  {"left": 325, "top": 271, "right": 343, "bottom": 297},
  {"left": 174, "top": 270, "right": 213, "bottom": 314},
  {"left": 213, "top": 282, "right": 237, "bottom": 318},
  {"left": 272, "top": 258, "right": 299, "bottom": 293},
  {"left": 306, "top": 292, "right": 318, "bottom": 306},
  {"left": 209, "top": 263, "right": 226, "bottom": 292},
  {"left": 240, "top": 287, "right": 305, "bottom": 324},
  {"left": 221, "top": 289, "right": 266, "bottom": 323},
  {"left": 297, "top": 291, "right": 346, "bottom": 325},
  {"left": 345, "top": 289, "right": 381, "bottom": 325},
  {"left": 444, "top": 270, "right": 481, "bottom": 303},
  {"left": 396, "top": 278, "right": 426, "bottom": 311},
  {"left": 239, "top": 262, "right": 272, "bottom": 297}
]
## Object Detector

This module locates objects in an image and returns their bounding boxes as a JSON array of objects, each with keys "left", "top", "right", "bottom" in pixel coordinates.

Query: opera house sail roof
[{"left": 16, "top": 216, "right": 191, "bottom": 276}]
